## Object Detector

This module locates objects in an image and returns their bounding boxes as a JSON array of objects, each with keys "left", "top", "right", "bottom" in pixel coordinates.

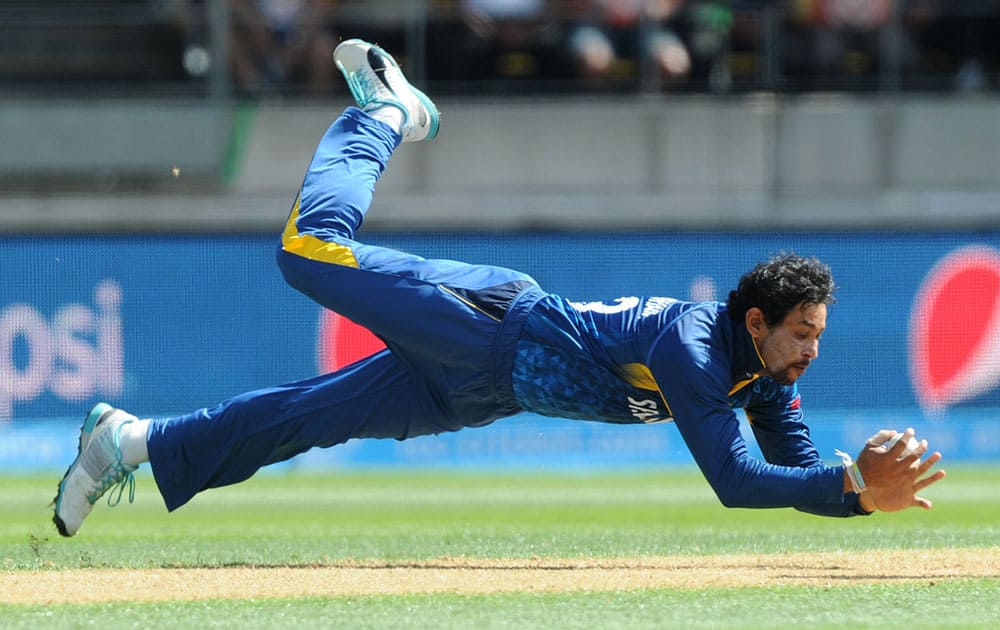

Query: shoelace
[
  {"left": 85, "top": 461, "right": 136, "bottom": 507},
  {"left": 345, "top": 71, "right": 410, "bottom": 127},
  {"left": 345, "top": 71, "right": 377, "bottom": 109},
  {"left": 83, "top": 420, "right": 138, "bottom": 508},
  {"left": 106, "top": 465, "right": 136, "bottom": 507}
]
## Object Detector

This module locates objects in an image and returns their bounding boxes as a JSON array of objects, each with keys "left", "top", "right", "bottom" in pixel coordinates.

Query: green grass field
[{"left": 2, "top": 466, "right": 999, "bottom": 628}]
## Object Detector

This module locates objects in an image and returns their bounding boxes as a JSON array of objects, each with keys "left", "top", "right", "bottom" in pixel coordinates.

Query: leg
[
  {"left": 148, "top": 350, "right": 438, "bottom": 511},
  {"left": 51, "top": 39, "right": 539, "bottom": 537},
  {"left": 278, "top": 106, "right": 537, "bottom": 362},
  {"left": 279, "top": 40, "right": 538, "bottom": 355},
  {"left": 54, "top": 350, "right": 445, "bottom": 530}
]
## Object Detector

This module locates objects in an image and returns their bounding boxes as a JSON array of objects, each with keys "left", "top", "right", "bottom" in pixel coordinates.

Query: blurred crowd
[{"left": 1, "top": 0, "right": 998, "bottom": 95}]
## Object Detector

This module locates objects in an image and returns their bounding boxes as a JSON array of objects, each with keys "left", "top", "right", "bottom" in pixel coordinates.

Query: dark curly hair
[{"left": 726, "top": 253, "right": 836, "bottom": 326}]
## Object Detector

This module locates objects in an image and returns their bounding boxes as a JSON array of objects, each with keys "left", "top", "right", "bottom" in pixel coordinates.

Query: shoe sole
[
  {"left": 52, "top": 402, "right": 114, "bottom": 536},
  {"left": 410, "top": 85, "right": 440, "bottom": 141},
  {"left": 334, "top": 39, "right": 439, "bottom": 141}
]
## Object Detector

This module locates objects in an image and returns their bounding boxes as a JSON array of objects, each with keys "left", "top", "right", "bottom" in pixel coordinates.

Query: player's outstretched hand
[{"left": 856, "top": 428, "right": 946, "bottom": 512}]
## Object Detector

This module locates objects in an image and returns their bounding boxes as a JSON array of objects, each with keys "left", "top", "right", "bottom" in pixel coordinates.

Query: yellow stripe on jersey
[
  {"left": 618, "top": 362, "right": 660, "bottom": 391},
  {"left": 618, "top": 362, "right": 674, "bottom": 418},
  {"left": 281, "top": 197, "right": 360, "bottom": 268},
  {"left": 619, "top": 362, "right": 756, "bottom": 418},
  {"left": 729, "top": 375, "right": 759, "bottom": 397},
  {"left": 750, "top": 335, "right": 767, "bottom": 369}
]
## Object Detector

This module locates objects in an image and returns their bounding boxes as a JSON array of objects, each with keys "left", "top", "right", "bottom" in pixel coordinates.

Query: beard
[
  {"left": 767, "top": 362, "right": 808, "bottom": 385},
  {"left": 769, "top": 370, "right": 796, "bottom": 385}
]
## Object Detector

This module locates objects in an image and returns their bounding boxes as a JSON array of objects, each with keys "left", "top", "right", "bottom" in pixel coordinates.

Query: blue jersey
[
  {"left": 513, "top": 295, "right": 860, "bottom": 517},
  {"left": 148, "top": 108, "right": 862, "bottom": 518}
]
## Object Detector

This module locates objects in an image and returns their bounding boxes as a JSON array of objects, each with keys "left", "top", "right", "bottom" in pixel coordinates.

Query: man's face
[{"left": 750, "top": 302, "right": 827, "bottom": 386}]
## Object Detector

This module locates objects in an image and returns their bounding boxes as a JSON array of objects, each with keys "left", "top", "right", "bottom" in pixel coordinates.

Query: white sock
[
  {"left": 368, "top": 105, "right": 405, "bottom": 133},
  {"left": 118, "top": 419, "right": 150, "bottom": 466}
]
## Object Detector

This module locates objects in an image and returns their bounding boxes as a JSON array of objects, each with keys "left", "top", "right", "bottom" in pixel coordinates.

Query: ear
[{"left": 745, "top": 307, "right": 768, "bottom": 340}]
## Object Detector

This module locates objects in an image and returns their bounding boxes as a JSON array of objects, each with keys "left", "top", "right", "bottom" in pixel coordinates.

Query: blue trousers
[{"left": 148, "top": 108, "right": 545, "bottom": 510}]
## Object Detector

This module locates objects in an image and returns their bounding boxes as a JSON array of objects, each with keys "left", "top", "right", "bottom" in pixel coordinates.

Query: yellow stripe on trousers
[{"left": 281, "top": 197, "right": 360, "bottom": 268}]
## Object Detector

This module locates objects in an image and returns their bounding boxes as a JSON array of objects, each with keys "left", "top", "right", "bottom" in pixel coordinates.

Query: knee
[{"left": 276, "top": 247, "right": 307, "bottom": 291}]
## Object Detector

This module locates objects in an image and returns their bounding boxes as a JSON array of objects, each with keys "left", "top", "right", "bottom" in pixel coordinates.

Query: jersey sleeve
[
  {"left": 647, "top": 322, "right": 858, "bottom": 517},
  {"left": 745, "top": 383, "right": 866, "bottom": 517}
]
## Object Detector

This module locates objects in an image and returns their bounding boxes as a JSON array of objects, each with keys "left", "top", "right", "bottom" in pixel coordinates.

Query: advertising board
[{"left": 3, "top": 232, "right": 999, "bottom": 469}]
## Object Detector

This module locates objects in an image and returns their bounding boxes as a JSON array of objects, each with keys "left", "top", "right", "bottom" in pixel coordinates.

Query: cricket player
[{"left": 53, "top": 39, "right": 945, "bottom": 537}]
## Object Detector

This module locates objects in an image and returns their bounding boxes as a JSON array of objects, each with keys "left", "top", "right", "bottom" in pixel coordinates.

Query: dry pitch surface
[{"left": 3, "top": 548, "right": 998, "bottom": 605}]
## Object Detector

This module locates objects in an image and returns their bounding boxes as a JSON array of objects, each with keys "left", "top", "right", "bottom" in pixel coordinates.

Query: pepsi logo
[
  {"left": 317, "top": 310, "right": 386, "bottom": 373},
  {"left": 909, "top": 245, "right": 1000, "bottom": 412}
]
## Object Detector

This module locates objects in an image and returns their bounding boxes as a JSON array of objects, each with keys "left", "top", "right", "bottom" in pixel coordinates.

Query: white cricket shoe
[
  {"left": 334, "top": 38, "right": 440, "bottom": 143},
  {"left": 53, "top": 403, "right": 138, "bottom": 537}
]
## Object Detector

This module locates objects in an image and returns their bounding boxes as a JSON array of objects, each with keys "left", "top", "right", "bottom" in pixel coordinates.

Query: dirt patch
[{"left": 3, "top": 548, "right": 997, "bottom": 605}]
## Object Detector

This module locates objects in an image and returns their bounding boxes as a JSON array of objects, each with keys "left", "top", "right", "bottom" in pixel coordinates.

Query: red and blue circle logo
[{"left": 909, "top": 245, "right": 1000, "bottom": 412}]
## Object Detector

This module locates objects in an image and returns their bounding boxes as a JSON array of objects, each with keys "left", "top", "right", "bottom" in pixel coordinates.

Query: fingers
[
  {"left": 914, "top": 468, "right": 946, "bottom": 492},
  {"left": 898, "top": 438, "right": 929, "bottom": 465},
  {"left": 911, "top": 456, "right": 946, "bottom": 510},
  {"left": 887, "top": 427, "right": 918, "bottom": 456},
  {"left": 917, "top": 450, "right": 943, "bottom": 473},
  {"left": 861, "top": 430, "right": 945, "bottom": 514},
  {"left": 867, "top": 429, "right": 897, "bottom": 447}
]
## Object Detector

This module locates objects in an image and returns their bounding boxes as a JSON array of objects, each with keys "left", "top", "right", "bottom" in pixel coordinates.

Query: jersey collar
[{"left": 730, "top": 319, "right": 766, "bottom": 385}]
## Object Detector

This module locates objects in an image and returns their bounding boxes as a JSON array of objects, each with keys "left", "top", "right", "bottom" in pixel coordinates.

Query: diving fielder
[{"left": 54, "top": 39, "right": 945, "bottom": 537}]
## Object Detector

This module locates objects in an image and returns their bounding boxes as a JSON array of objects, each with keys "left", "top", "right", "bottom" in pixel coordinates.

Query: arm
[
  {"left": 669, "top": 392, "right": 849, "bottom": 512},
  {"left": 647, "top": 312, "right": 944, "bottom": 516},
  {"left": 746, "top": 390, "right": 946, "bottom": 514},
  {"left": 651, "top": 338, "right": 850, "bottom": 513},
  {"left": 745, "top": 383, "right": 866, "bottom": 517}
]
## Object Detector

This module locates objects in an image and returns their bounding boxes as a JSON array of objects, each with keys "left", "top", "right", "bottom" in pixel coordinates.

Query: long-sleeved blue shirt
[{"left": 512, "top": 294, "right": 863, "bottom": 517}]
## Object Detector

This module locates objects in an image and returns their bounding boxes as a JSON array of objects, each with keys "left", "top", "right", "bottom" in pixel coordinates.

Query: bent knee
[{"left": 276, "top": 246, "right": 309, "bottom": 292}]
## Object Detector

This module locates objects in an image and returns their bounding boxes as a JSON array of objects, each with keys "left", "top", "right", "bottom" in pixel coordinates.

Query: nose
[{"left": 804, "top": 338, "right": 819, "bottom": 360}]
